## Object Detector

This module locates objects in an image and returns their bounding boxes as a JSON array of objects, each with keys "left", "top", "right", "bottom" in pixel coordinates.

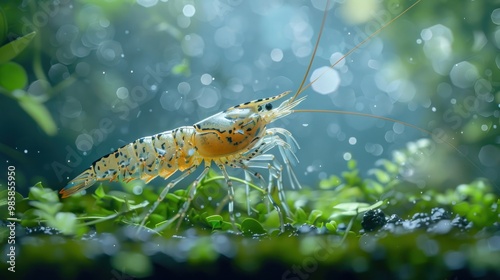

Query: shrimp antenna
[{"left": 291, "top": 0, "right": 422, "bottom": 102}]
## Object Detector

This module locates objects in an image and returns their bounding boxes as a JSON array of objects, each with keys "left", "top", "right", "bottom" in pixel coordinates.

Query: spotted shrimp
[{"left": 60, "top": 0, "right": 422, "bottom": 232}]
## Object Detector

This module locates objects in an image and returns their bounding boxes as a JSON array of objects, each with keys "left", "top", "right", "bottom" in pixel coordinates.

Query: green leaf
[
  {"left": 294, "top": 207, "right": 307, "bottom": 223},
  {"left": 0, "top": 31, "right": 36, "bottom": 63},
  {"left": 347, "top": 159, "right": 357, "bottom": 170},
  {"left": 241, "top": 218, "right": 267, "bottom": 236},
  {"left": 369, "top": 168, "right": 391, "bottom": 184},
  {"left": 308, "top": 209, "right": 323, "bottom": 224},
  {"left": 94, "top": 185, "right": 106, "bottom": 198},
  {"left": 30, "top": 201, "right": 63, "bottom": 216},
  {"left": 319, "top": 175, "right": 341, "bottom": 189},
  {"left": 325, "top": 220, "right": 337, "bottom": 232},
  {"left": 171, "top": 59, "right": 190, "bottom": 76},
  {"left": 0, "top": 62, "right": 27, "bottom": 91},
  {"left": 16, "top": 93, "right": 57, "bottom": 136},
  {"left": 51, "top": 212, "right": 77, "bottom": 235},
  {"left": 332, "top": 201, "right": 384, "bottom": 216},
  {"left": 206, "top": 215, "right": 223, "bottom": 229},
  {"left": 28, "top": 182, "right": 59, "bottom": 203}
]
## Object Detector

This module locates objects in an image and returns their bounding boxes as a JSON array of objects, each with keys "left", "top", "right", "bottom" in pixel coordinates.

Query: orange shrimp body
[{"left": 60, "top": 91, "right": 305, "bottom": 230}]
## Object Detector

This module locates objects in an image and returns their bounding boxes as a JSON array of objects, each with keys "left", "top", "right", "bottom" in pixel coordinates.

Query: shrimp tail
[{"left": 59, "top": 167, "right": 97, "bottom": 198}]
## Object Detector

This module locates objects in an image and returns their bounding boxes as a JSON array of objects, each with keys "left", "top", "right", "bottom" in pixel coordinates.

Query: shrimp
[
  {"left": 60, "top": 90, "right": 305, "bottom": 230},
  {"left": 60, "top": 0, "right": 422, "bottom": 232}
]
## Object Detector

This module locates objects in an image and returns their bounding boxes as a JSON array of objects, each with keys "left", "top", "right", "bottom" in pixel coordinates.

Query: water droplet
[
  {"left": 137, "top": 0, "right": 158, "bottom": 8},
  {"left": 270, "top": 48, "right": 283, "bottom": 62},
  {"left": 491, "top": 8, "right": 500, "bottom": 25},
  {"left": 200, "top": 73, "right": 213, "bottom": 85},
  {"left": 329, "top": 52, "right": 345, "bottom": 68},
  {"left": 116, "top": 87, "right": 129, "bottom": 99},
  {"left": 182, "top": 4, "right": 196, "bottom": 17},
  {"left": 348, "top": 137, "right": 357, "bottom": 145},
  {"left": 343, "top": 152, "right": 352, "bottom": 161},
  {"left": 310, "top": 66, "right": 340, "bottom": 95}
]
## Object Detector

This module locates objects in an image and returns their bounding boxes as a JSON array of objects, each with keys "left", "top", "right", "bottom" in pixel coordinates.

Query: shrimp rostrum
[{"left": 60, "top": 91, "right": 306, "bottom": 231}]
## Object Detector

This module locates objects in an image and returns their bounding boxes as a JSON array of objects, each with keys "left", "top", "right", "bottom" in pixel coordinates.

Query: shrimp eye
[{"left": 265, "top": 103, "right": 273, "bottom": 110}]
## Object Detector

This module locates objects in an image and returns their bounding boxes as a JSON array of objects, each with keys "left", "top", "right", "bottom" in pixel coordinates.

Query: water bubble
[
  {"left": 24, "top": 149, "right": 28, "bottom": 154},
  {"left": 76, "top": 134, "right": 93, "bottom": 152},
  {"left": 177, "top": 15, "right": 191, "bottom": 28},
  {"left": 182, "top": 4, "right": 196, "bottom": 17},
  {"left": 228, "top": 78, "right": 243, "bottom": 93},
  {"left": 449, "top": 61, "right": 479, "bottom": 89},
  {"left": 421, "top": 24, "right": 453, "bottom": 75},
  {"left": 96, "top": 40, "right": 123, "bottom": 65},
  {"left": 160, "top": 91, "right": 183, "bottom": 111},
  {"left": 60, "top": 96, "right": 82, "bottom": 118},
  {"left": 178, "top": 82, "right": 191, "bottom": 94},
  {"left": 310, "top": 66, "right": 340, "bottom": 95},
  {"left": 365, "top": 143, "right": 383, "bottom": 156},
  {"left": 492, "top": 8, "right": 500, "bottom": 25},
  {"left": 214, "top": 26, "right": 237, "bottom": 49},
  {"left": 200, "top": 73, "right": 213, "bottom": 85},
  {"left": 56, "top": 24, "right": 79, "bottom": 44},
  {"left": 481, "top": 124, "right": 488, "bottom": 131},
  {"left": 182, "top": 34, "right": 204, "bottom": 57},
  {"left": 137, "top": 0, "right": 158, "bottom": 8},
  {"left": 27, "top": 80, "right": 50, "bottom": 101},
  {"left": 270, "top": 48, "right": 283, "bottom": 62},
  {"left": 343, "top": 152, "right": 352, "bottom": 161},
  {"left": 329, "top": 52, "right": 345, "bottom": 68},
  {"left": 116, "top": 87, "right": 129, "bottom": 99},
  {"left": 478, "top": 145, "right": 500, "bottom": 167},
  {"left": 348, "top": 137, "right": 357, "bottom": 145},
  {"left": 197, "top": 87, "right": 220, "bottom": 109},
  {"left": 133, "top": 185, "right": 143, "bottom": 195}
]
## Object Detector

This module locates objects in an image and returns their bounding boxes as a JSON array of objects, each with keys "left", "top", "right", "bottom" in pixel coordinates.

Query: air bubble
[
  {"left": 348, "top": 137, "right": 357, "bottom": 145},
  {"left": 116, "top": 87, "right": 129, "bottom": 99},
  {"left": 200, "top": 73, "right": 213, "bottom": 85},
  {"left": 343, "top": 152, "right": 352, "bottom": 161},
  {"left": 76, "top": 134, "right": 93, "bottom": 152},
  {"left": 182, "top": 4, "right": 196, "bottom": 17},
  {"left": 182, "top": 34, "right": 205, "bottom": 57},
  {"left": 137, "top": 0, "right": 158, "bottom": 8},
  {"left": 492, "top": 8, "right": 500, "bottom": 25},
  {"left": 310, "top": 66, "right": 340, "bottom": 94},
  {"left": 329, "top": 52, "right": 345, "bottom": 68},
  {"left": 177, "top": 82, "right": 191, "bottom": 95},
  {"left": 271, "top": 48, "right": 283, "bottom": 62},
  {"left": 197, "top": 87, "right": 220, "bottom": 109}
]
